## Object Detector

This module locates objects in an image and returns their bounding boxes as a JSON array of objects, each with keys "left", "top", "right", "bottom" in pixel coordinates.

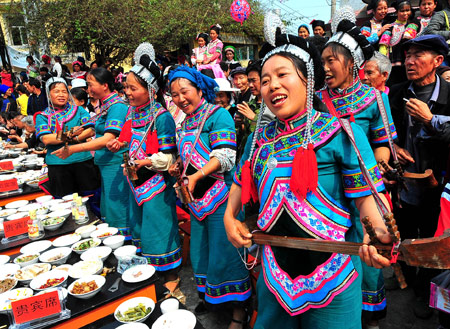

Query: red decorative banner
[
  {"left": 11, "top": 291, "right": 61, "bottom": 324},
  {"left": 3, "top": 216, "right": 29, "bottom": 238},
  {"left": 0, "top": 178, "right": 18, "bottom": 192},
  {"left": 0, "top": 161, "right": 14, "bottom": 171}
]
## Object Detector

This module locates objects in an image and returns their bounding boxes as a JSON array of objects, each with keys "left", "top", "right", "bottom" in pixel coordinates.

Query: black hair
[
  {"left": 26, "top": 56, "right": 34, "bottom": 63},
  {"left": 246, "top": 59, "right": 262, "bottom": 75},
  {"left": 90, "top": 61, "right": 99, "bottom": 69},
  {"left": 219, "top": 61, "right": 229, "bottom": 72},
  {"left": 71, "top": 87, "right": 88, "bottom": 106},
  {"left": 40, "top": 67, "right": 49, "bottom": 73},
  {"left": 200, "top": 69, "right": 215, "bottom": 79},
  {"left": 324, "top": 42, "right": 354, "bottom": 68},
  {"left": 393, "top": 0, "right": 413, "bottom": 21},
  {"left": 16, "top": 85, "right": 29, "bottom": 96},
  {"left": 210, "top": 25, "right": 221, "bottom": 35},
  {"left": 367, "top": 0, "right": 388, "bottom": 11},
  {"left": 298, "top": 25, "right": 310, "bottom": 34},
  {"left": 88, "top": 67, "right": 115, "bottom": 92},
  {"left": 28, "top": 78, "right": 41, "bottom": 89},
  {"left": 169, "top": 77, "right": 201, "bottom": 94},
  {"left": 49, "top": 82, "right": 68, "bottom": 92},
  {"left": 127, "top": 71, "right": 167, "bottom": 109},
  {"left": 7, "top": 111, "right": 20, "bottom": 120},
  {"left": 229, "top": 62, "right": 241, "bottom": 71},
  {"left": 197, "top": 33, "right": 209, "bottom": 44}
]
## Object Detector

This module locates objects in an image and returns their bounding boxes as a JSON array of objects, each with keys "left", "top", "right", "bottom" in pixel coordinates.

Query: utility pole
[{"left": 331, "top": 0, "right": 337, "bottom": 20}]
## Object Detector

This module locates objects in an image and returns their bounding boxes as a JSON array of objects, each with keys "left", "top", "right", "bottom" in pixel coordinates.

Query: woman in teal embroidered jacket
[
  {"left": 36, "top": 77, "right": 99, "bottom": 197},
  {"left": 106, "top": 43, "right": 182, "bottom": 286},
  {"left": 52, "top": 68, "right": 130, "bottom": 237},
  {"left": 224, "top": 30, "right": 392, "bottom": 329},
  {"left": 168, "top": 66, "right": 250, "bottom": 329}
]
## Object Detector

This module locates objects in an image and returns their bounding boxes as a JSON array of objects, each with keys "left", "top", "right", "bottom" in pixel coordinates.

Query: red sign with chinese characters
[
  {"left": 11, "top": 290, "right": 61, "bottom": 324},
  {"left": 3, "top": 216, "right": 29, "bottom": 238},
  {"left": 0, "top": 178, "right": 18, "bottom": 192},
  {"left": 0, "top": 161, "right": 14, "bottom": 171}
]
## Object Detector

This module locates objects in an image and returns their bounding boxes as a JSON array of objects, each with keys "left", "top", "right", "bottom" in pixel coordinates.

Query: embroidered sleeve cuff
[
  {"left": 210, "top": 148, "right": 236, "bottom": 173},
  {"left": 158, "top": 135, "right": 177, "bottom": 153},
  {"left": 209, "top": 129, "right": 237, "bottom": 150},
  {"left": 35, "top": 125, "right": 51, "bottom": 138},
  {"left": 342, "top": 164, "right": 385, "bottom": 198},
  {"left": 104, "top": 119, "right": 124, "bottom": 133},
  {"left": 370, "top": 123, "right": 397, "bottom": 144},
  {"left": 233, "top": 164, "right": 242, "bottom": 187}
]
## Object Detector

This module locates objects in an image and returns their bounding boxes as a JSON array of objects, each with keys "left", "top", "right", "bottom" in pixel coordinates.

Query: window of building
[{"left": 6, "top": 15, "right": 28, "bottom": 46}]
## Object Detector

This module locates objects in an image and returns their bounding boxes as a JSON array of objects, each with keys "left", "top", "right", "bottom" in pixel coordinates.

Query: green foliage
[{"left": 23, "top": 0, "right": 264, "bottom": 62}]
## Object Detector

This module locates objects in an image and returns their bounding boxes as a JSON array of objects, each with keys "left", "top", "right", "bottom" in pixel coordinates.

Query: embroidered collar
[
  {"left": 276, "top": 110, "right": 308, "bottom": 132},
  {"left": 44, "top": 103, "right": 77, "bottom": 129},
  {"left": 130, "top": 101, "right": 162, "bottom": 128},
  {"left": 182, "top": 98, "right": 212, "bottom": 130},
  {"left": 329, "top": 78, "right": 360, "bottom": 97}
]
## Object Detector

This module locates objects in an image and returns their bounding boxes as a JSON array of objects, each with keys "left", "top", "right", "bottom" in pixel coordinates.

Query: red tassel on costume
[
  {"left": 148, "top": 129, "right": 159, "bottom": 154},
  {"left": 55, "top": 120, "right": 62, "bottom": 132},
  {"left": 241, "top": 160, "right": 258, "bottom": 206},
  {"left": 358, "top": 68, "right": 365, "bottom": 81},
  {"left": 290, "top": 143, "right": 318, "bottom": 200},
  {"left": 349, "top": 112, "right": 355, "bottom": 123}
]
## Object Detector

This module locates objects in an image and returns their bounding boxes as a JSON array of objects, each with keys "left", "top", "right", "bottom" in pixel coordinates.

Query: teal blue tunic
[
  {"left": 235, "top": 110, "right": 384, "bottom": 327},
  {"left": 35, "top": 104, "right": 93, "bottom": 165},
  {"left": 94, "top": 92, "right": 129, "bottom": 230}
]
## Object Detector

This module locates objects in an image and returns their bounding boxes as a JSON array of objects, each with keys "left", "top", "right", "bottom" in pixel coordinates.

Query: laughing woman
[
  {"left": 106, "top": 43, "right": 182, "bottom": 286},
  {"left": 318, "top": 9, "right": 398, "bottom": 326},
  {"left": 36, "top": 77, "right": 99, "bottom": 197},
  {"left": 224, "top": 23, "right": 392, "bottom": 329},
  {"left": 168, "top": 66, "right": 250, "bottom": 329},
  {"left": 52, "top": 68, "right": 130, "bottom": 236}
]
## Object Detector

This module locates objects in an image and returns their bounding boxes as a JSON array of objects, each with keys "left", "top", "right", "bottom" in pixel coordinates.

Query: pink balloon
[{"left": 230, "top": 0, "right": 251, "bottom": 25}]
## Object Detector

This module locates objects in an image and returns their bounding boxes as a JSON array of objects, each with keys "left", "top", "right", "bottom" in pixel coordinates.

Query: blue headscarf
[{"left": 168, "top": 65, "right": 219, "bottom": 104}]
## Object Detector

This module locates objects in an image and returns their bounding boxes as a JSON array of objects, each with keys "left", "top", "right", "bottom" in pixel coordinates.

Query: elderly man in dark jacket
[{"left": 389, "top": 34, "right": 450, "bottom": 320}]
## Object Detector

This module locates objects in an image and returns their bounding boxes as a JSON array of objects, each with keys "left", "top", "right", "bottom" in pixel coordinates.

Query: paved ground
[{"left": 179, "top": 263, "right": 441, "bottom": 329}]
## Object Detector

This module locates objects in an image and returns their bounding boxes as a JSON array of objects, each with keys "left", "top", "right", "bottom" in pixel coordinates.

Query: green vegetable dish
[
  {"left": 43, "top": 217, "right": 65, "bottom": 226},
  {"left": 74, "top": 239, "right": 98, "bottom": 251},
  {"left": 17, "top": 255, "right": 38, "bottom": 263},
  {"left": 116, "top": 303, "right": 152, "bottom": 322}
]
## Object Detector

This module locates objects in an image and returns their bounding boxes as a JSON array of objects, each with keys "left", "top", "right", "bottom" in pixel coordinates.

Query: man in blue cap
[{"left": 389, "top": 34, "right": 450, "bottom": 319}]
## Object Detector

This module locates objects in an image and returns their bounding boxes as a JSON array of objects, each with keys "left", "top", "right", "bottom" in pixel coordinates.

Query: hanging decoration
[{"left": 230, "top": 0, "right": 251, "bottom": 25}]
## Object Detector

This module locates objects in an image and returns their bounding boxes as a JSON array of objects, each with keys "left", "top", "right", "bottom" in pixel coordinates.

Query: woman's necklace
[{"left": 267, "top": 121, "right": 278, "bottom": 170}]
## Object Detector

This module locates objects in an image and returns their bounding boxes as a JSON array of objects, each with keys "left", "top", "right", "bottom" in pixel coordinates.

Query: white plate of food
[
  {"left": 90, "top": 227, "right": 118, "bottom": 240},
  {"left": 69, "top": 259, "right": 103, "bottom": 279},
  {"left": 54, "top": 264, "right": 72, "bottom": 273},
  {"left": 6, "top": 212, "right": 29, "bottom": 221},
  {"left": 122, "top": 265, "right": 155, "bottom": 283},
  {"left": 42, "top": 216, "right": 67, "bottom": 231},
  {"left": 71, "top": 238, "right": 101, "bottom": 254},
  {"left": 29, "top": 270, "right": 68, "bottom": 291},
  {"left": 0, "top": 288, "right": 33, "bottom": 312},
  {"left": 0, "top": 277, "right": 17, "bottom": 294},
  {"left": 52, "top": 233, "right": 81, "bottom": 247},
  {"left": 0, "top": 264, "right": 20, "bottom": 278},
  {"left": 115, "top": 297, "right": 155, "bottom": 323},
  {"left": 20, "top": 240, "right": 52, "bottom": 254},
  {"left": 15, "top": 263, "right": 51, "bottom": 284},
  {"left": 13, "top": 253, "right": 40, "bottom": 267},
  {"left": 68, "top": 275, "right": 105, "bottom": 299},
  {"left": 0, "top": 255, "right": 10, "bottom": 265},
  {"left": 5, "top": 200, "right": 29, "bottom": 209},
  {"left": 39, "top": 247, "right": 72, "bottom": 265},
  {"left": 80, "top": 246, "right": 112, "bottom": 262},
  {"left": 151, "top": 309, "right": 197, "bottom": 329},
  {"left": 0, "top": 208, "right": 17, "bottom": 218}
]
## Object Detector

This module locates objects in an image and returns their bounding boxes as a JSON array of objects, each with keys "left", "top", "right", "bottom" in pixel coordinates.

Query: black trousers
[{"left": 47, "top": 158, "right": 100, "bottom": 198}]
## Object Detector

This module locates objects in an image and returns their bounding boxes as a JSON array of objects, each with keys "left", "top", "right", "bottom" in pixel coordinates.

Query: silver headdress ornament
[
  {"left": 264, "top": 11, "right": 286, "bottom": 47},
  {"left": 130, "top": 42, "right": 160, "bottom": 108},
  {"left": 327, "top": 6, "right": 365, "bottom": 69},
  {"left": 45, "top": 77, "right": 75, "bottom": 109}
]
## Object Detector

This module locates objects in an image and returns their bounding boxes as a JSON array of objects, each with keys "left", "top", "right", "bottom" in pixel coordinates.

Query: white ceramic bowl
[
  {"left": 15, "top": 263, "right": 51, "bottom": 285},
  {"left": 13, "top": 253, "right": 40, "bottom": 267},
  {"left": 90, "top": 227, "right": 119, "bottom": 241},
  {"left": 151, "top": 309, "right": 196, "bottom": 329},
  {"left": 42, "top": 199, "right": 64, "bottom": 208},
  {"left": 54, "top": 264, "right": 72, "bottom": 273},
  {"left": 6, "top": 212, "right": 29, "bottom": 221},
  {"left": 62, "top": 194, "right": 75, "bottom": 202},
  {"left": 19, "top": 203, "right": 41, "bottom": 213},
  {"left": 42, "top": 216, "right": 67, "bottom": 231},
  {"left": 0, "top": 208, "right": 17, "bottom": 218},
  {"left": 75, "top": 225, "right": 96, "bottom": 239},
  {"left": 0, "top": 277, "right": 17, "bottom": 294},
  {"left": 36, "top": 287, "right": 68, "bottom": 301},
  {"left": 20, "top": 240, "right": 52, "bottom": 254},
  {"left": 0, "top": 288, "right": 33, "bottom": 312},
  {"left": 0, "top": 264, "right": 20, "bottom": 278},
  {"left": 96, "top": 223, "right": 109, "bottom": 230},
  {"left": 117, "top": 324, "right": 149, "bottom": 329},
  {"left": 68, "top": 274, "right": 105, "bottom": 299},
  {"left": 71, "top": 238, "right": 101, "bottom": 255},
  {"left": 29, "top": 270, "right": 68, "bottom": 291},
  {"left": 36, "top": 195, "right": 53, "bottom": 204},
  {"left": 103, "top": 235, "right": 125, "bottom": 250},
  {"left": 52, "top": 234, "right": 81, "bottom": 248},
  {"left": 49, "top": 202, "right": 72, "bottom": 212},
  {"left": 48, "top": 209, "right": 72, "bottom": 220},
  {"left": 160, "top": 298, "right": 180, "bottom": 314},
  {"left": 5, "top": 200, "right": 29, "bottom": 209},
  {"left": 0, "top": 255, "right": 10, "bottom": 265},
  {"left": 68, "top": 259, "right": 103, "bottom": 279},
  {"left": 39, "top": 247, "right": 72, "bottom": 265},
  {"left": 80, "top": 246, "right": 112, "bottom": 262},
  {"left": 114, "top": 296, "right": 155, "bottom": 323},
  {"left": 114, "top": 245, "right": 137, "bottom": 261}
]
